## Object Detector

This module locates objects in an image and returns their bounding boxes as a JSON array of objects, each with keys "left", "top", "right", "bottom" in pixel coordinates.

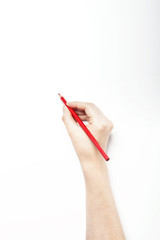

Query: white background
[{"left": 0, "top": 0, "right": 160, "bottom": 239}]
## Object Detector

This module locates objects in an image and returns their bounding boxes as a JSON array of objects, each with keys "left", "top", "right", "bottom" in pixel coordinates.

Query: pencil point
[{"left": 58, "top": 93, "right": 62, "bottom": 98}]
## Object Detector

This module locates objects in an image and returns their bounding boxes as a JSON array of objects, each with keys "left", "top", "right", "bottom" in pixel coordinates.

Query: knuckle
[
  {"left": 86, "top": 102, "right": 91, "bottom": 105},
  {"left": 106, "top": 120, "right": 114, "bottom": 131},
  {"left": 98, "top": 122, "right": 107, "bottom": 131},
  {"left": 97, "top": 119, "right": 114, "bottom": 132},
  {"left": 87, "top": 102, "right": 95, "bottom": 107}
]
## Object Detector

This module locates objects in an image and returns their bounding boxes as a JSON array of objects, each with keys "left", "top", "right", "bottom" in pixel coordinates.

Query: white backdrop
[{"left": 0, "top": 0, "right": 160, "bottom": 239}]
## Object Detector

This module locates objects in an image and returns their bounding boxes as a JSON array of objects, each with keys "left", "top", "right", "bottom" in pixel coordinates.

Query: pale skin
[{"left": 62, "top": 101, "right": 125, "bottom": 240}]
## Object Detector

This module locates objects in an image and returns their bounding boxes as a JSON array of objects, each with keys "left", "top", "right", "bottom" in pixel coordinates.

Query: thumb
[{"left": 62, "top": 105, "right": 78, "bottom": 134}]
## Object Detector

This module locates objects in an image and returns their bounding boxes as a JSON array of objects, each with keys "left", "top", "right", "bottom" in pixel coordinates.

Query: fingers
[
  {"left": 66, "top": 101, "right": 86, "bottom": 110},
  {"left": 62, "top": 104, "right": 88, "bottom": 127},
  {"left": 68, "top": 107, "right": 88, "bottom": 121},
  {"left": 66, "top": 101, "right": 96, "bottom": 118},
  {"left": 75, "top": 110, "right": 86, "bottom": 116},
  {"left": 76, "top": 115, "right": 88, "bottom": 121}
]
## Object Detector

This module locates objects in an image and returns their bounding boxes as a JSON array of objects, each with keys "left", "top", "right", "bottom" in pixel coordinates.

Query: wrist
[{"left": 80, "top": 155, "right": 109, "bottom": 182}]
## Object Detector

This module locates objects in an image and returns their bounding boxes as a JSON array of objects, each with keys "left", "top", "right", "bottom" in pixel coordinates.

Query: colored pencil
[{"left": 58, "top": 93, "right": 109, "bottom": 161}]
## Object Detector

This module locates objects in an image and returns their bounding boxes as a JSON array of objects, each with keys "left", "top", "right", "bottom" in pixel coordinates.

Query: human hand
[{"left": 62, "top": 101, "right": 113, "bottom": 168}]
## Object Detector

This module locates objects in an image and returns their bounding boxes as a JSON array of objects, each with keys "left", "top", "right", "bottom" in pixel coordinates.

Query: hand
[
  {"left": 61, "top": 102, "right": 126, "bottom": 240},
  {"left": 62, "top": 101, "right": 113, "bottom": 168}
]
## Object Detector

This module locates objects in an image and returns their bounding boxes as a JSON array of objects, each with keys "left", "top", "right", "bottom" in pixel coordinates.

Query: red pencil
[{"left": 58, "top": 93, "right": 110, "bottom": 161}]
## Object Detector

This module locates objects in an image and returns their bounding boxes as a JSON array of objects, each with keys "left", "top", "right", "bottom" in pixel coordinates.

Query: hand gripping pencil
[{"left": 58, "top": 93, "right": 110, "bottom": 161}]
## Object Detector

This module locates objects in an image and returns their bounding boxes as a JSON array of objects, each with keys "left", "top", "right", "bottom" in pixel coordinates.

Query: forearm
[{"left": 81, "top": 157, "right": 125, "bottom": 240}]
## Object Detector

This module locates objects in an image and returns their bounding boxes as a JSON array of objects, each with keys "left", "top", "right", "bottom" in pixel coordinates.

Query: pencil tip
[{"left": 58, "top": 93, "right": 62, "bottom": 98}]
